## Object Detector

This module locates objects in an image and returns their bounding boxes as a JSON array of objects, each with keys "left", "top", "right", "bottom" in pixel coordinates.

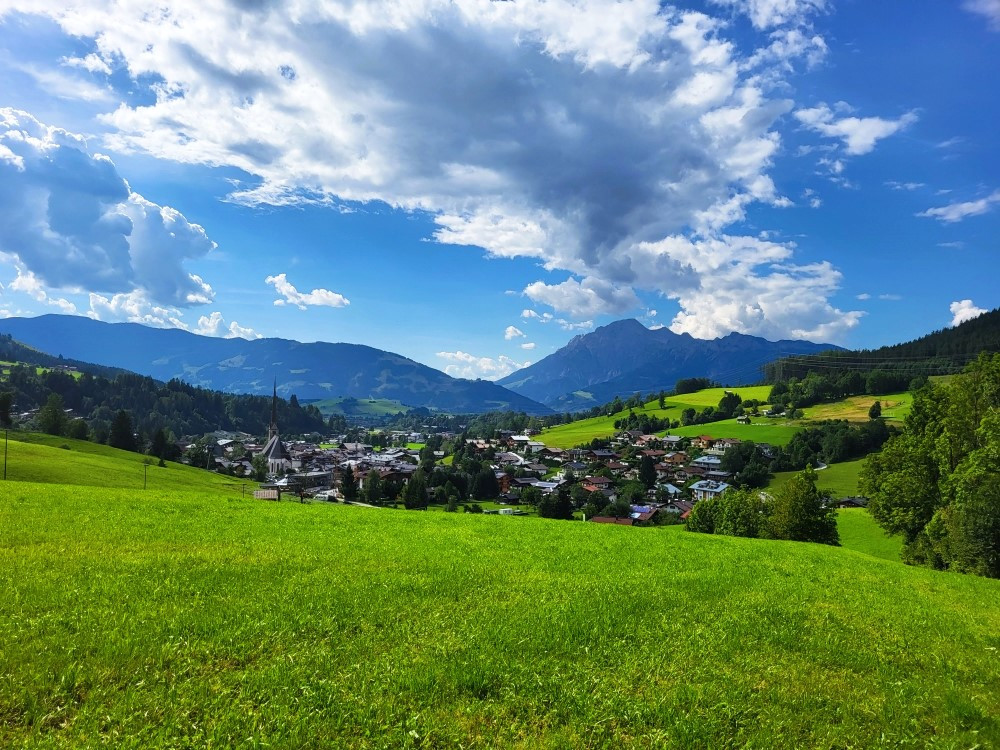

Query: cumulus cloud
[
  {"left": 0, "top": 108, "right": 216, "bottom": 307},
  {"left": 523, "top": 277, "right": 639, "bottom": 318},
  {"left": 520, "top": 342, "right": 536, "bottom": 350},
  {"left": 709, "top": 0, "right": 828, "bottom": 29},
  {"left": 265, "top": 273, "right": 349, "bottom": 310},
  {"left": 5, "top": 1, "right": 859, "bottom": 341},
  {"left": 504, "top": 325, "right": 525, "bottom": 340},
  {"left": 918, "top": 190, "right": 1000, "bottom": 223},
  {"left": 520, "top": 308, "right": 594, "bottom": 331},
  {"left": 436, "top": 351, "right": 530, "bottom": 381},
  {"left": 795, "top": 103, "right": 918, "bottom": 155},
  {"left": 950, "top": 299, "right": 987, "bottom": 327},
  {"left": 963, "top": 0, "right": 1000, "bottom": 30},
  {"left": 195, "top": 311, "right": 261, "bottom": 340},
  {"left": 87, "top": 290, "right": 186, "bottom": 328},
  {"left": 8, "top": 267, "right": 77, "bottom": 313}
]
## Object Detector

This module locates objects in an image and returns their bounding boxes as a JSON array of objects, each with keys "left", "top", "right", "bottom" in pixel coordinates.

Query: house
[
  {"left": 590, "top": 516, "right": 634, "bottom": 526},
  {"left": 838, "top": 496, "right": 869, "bottom": 508},
  {"left": 690, "top": 479, "right": 731, "bottom": 502},
  {"left": 691, "top": 454, "right": 723, "bottom": 471}
]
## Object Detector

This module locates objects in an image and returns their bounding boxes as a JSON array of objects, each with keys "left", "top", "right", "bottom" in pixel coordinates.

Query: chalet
[
  {"left": 838, "top": 496, "right": 869, "bottom": 508},
  {"left": 664, "top": 499, "right": 694, "bottom": 516},
  {"left": 606, "top": 461, "right": 628, "bottom": 475},
  {"left": 662, "top": 435, "right": 684, "bottom": 447},
  {"left": 736, "top": 415, "right": 751, "bottom": 425},
  {"left": 691, "top": 455, "right": 723, "bottom": 471},
  {"left": 691, "top": 435, "right": 715, "bottom": 450},
  {"left": 690, "top": 479, "right": 731, "bottom": 502},
  {"left": 588, "top": 449, "right": 618, "bottom": 461}
]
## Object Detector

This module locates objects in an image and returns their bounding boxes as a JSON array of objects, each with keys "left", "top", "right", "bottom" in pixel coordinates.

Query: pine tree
[{"left": 108, "top": 410, "right": 138, "bottom": 452}]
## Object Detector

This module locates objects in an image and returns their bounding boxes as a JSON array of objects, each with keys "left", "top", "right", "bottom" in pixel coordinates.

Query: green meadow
[
  {"left": 0, "top": 432, "right": 241, "bottom": 495},
  {"left": 309, "top": 397, "right": 411, "bottom": 417},
  {"left": 0, "top": 360, "right": 83, "bottom": 380},
  {"left": 801, "top": 391, "right": 913, "bottom": 423},
  {"left": 2, "top": 486, "right": 999, "bottom": 748},
  {"left": 836, "top": 508, "right": 904, "bottom": 563},
  {"left": 537, "top": 385, "right": 777, "bottom": 449},
  {"left": 769, "top": 457, "right": 866, "bottom": 499},
  {"left": 666, "top": 418, "right": 800, "bottom": 446}
]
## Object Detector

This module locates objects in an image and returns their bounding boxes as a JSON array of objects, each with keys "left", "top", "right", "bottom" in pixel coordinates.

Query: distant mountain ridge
[
  {"left": 0, "top": 315, "right": 551, "bottom": 415},
  {"left": 498, "top": 319, "right": 839, "bottom": 409}
]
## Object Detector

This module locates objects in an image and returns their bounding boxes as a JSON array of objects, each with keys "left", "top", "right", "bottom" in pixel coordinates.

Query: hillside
[
  {"left": 1, "top": 488, "right": 997, "bottom": 747},
  {"left": 764, "top": 306, "right": 1000, "bottom": 382},
  {"left": 0, "top": 432, "right": 241, "bottom": 494},
  {"left": 0, "top": 315, "right": 550, "bottom": 415},
  {"left": 498, "top": 319, "right": 838, "bottom": 409}
]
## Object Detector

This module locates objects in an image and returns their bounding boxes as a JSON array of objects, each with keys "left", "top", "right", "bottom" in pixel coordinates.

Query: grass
[
  {"left": 537, "top": 385, "right": 775, "bottom": 449},
  {"left": 769, "top": 457, "right": 866, "bottom": 499},
  {"left": 0, "top": 431, "right": 242, "bottom": 496},
  {"left": 2, "top": 486, "right": 999, "bottom": 747},
  {"left": 666, "top": 418, "right": 800, "bottom": 446},
  {"left": 801, "top": 391, "right": 913, "bottom": 423},
  {"left": 309, "top": 397, "right": 410, "bottom": 417},
  {"left": 837, "top": 508, "right": 904, "bottom": 563},
  {"left": 0, "top": 360, "right": 84, "bottom": 380}
]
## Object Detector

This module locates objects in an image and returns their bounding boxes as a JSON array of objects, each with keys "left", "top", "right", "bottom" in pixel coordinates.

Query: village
[{"left": 178, "top": 385, "right": 823, "bottom": 525}]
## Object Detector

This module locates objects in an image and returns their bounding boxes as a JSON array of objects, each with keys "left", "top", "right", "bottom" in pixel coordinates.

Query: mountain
[
  {"left": 498, "top": 319, "right": 838, "bottom": 409},
  {"left": 0, "top": 315, "right": 551, "bottom": 415}
]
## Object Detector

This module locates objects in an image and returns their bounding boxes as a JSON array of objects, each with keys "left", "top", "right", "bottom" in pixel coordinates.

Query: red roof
[{"left": 590, "top": 516, "right": 634, "bottom": 525}]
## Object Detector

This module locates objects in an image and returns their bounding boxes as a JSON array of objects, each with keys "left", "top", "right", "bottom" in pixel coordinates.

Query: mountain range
[
  {"left": 498, "top": 319, "right": 839, "bottom": 410},
  {"left": 0, "top": 315, "right": 551, "bottom": 415},
  {"left": 0, "top": 314, "right": 838, "bottom": 415}
]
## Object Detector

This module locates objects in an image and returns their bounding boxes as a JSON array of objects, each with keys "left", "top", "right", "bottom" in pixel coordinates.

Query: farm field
[
  {"left": 537, "top": 385, "right": 775, "bottom": 449},
  {"left": 0, "top": 360, "right": 83, "bottom": 379},
  {"left": 801, "top": 391, "right": 912, "bottom": 423},
  {"left": 0, "top": 432, "right": 241, "bottom": 495},
  {"left": 769, "top": 458, "right": 866, "bottom": 499},
  {"left": 2, "top": 486, "right": 998, "bottom": 747},
  {"left": 309, "top": 396, "right": 411, "bottom": 417}
]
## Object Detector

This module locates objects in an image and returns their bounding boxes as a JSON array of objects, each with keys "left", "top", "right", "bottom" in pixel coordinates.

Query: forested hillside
[
  {"left": 0, "top": 355, "right": 326, "bottom": 443},
  {"left": 763, "top": 308, "right": 1000, "bottom": 384}
]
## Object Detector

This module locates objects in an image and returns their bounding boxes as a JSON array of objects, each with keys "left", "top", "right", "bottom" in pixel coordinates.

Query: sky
[{"left": 0, "top": 0, "right": 998, "bottom": 381}]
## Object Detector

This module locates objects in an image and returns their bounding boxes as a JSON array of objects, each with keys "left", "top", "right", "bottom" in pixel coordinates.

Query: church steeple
[{"left": 268, "top": 378, "right": 279, "bottom": 442}]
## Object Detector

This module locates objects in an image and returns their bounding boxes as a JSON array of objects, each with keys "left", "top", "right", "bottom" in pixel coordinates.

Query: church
[{"left": 260, "top": 380, "right": 292, "bottom": 475}]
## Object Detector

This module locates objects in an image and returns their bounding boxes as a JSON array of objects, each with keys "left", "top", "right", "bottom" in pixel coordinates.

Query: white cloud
[
  {"left": 885, "top": 181, "right": 925, "bottom": 191},
  {"left": 504, "top": 325, "right": 525, "bottom": 340},
  {"left": 0, "top": 108, "right": 216, "bottom": 307},
  {"left": 8, "top": 267, "right": 77, "bottom": 313},
  {"left": 918, "top": 190, "right": 1000, "bottom": 223},
  {"left": 87, "top": 290, "right": 186, "bottom": 328},
  {"left": 194, "top": 311, "right": 261, "bottom": 340},
  {"left": 61, "top": 52, "right": 111, "bottom": 75},
  {"left": 950, "top": 299, "right": 987, "bottom": 327},
  {"left": 523, "top": 277, "right": 639, "bottom": 318},
  {"left": 963, "top": 0, "right": 1000, "bottom": 30},
  {"left": 937, "top": 241, "right": 965, "bottom": 249},
  {"left": 795, "top": 103, "right": 918, "bottom": 155},
  {"left": 878, "top": 294, "right": 902, "bottom": 301},
  {"left": 265, "top": 273, "right": 349, "bottom": 310},
  {"left": 520, "top": 342, "right": 536, "bottom": 350},
  {"left": 709, "top": 0, "right": 827, "bottom": 29},
  {"left": 856, "top": 293, "right": 871, "bottom": 300},
  {"left": 435, "top": 351, "right": 530, "bottom": 381},
  {"left": 5, "top": 1, "right": 860, "bottom": 342}
]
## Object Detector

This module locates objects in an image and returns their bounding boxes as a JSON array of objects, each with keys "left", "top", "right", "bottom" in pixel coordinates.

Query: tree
[
  {"left": 363, "top": 471, "right": 384, "bottom": 506},
  {"left": 520, "top": 486, "right": 542, "bottom": 507},
  {"left": 868, "top": 400, "right": 882, "bottom": 420},
  {"left": 251, "top": 453, "right": 269, "bottom": 482},
  {"left": 66, "top": 419, "right": 89, "bottom": 440},
  {"left": 639, "top": 454, "right": 657, "bottom": 489},
  {"left": 538, "top": 487, "right": 574, "bottom": 520},
  {"left": 107, "top": 410, "right": 137, "bottom": 452},
  {"left": 685, "top": 496, "right": 718, "bottom": 534},
  {"left": 149, "top": 428, "right": 170, "bottom": 460},
  {"left": 0, "top": 391, "right": 12, "bottom": 427},
  {"left": 715, "top": 488, "right": 769, "bottom": 538},
  {"left": 37, "top": 393, "right": 67, "bottom": 436},
  {"left": 403, "top": 472, "right": 428, "bottom": 509},
  {"left": 768, "top": 466, "right": 839, "bottom": 545},
  {"left": 340, "top": 467, "right": 359, "bottom": 502}
]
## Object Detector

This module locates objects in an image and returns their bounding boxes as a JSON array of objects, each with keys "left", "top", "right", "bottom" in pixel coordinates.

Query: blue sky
[{"left": 0, "top": 0, "right": 997, "bottom": 380}]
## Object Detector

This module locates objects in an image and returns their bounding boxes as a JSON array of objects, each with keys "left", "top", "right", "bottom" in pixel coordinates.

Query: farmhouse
[{"left": 690, "top": 479, "right": 731, "bottom": 502}]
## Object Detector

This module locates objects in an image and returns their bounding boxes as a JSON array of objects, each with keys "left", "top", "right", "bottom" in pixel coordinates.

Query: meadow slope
[{"left": 2, "top": 486, "right": 998, "bottom": 748}]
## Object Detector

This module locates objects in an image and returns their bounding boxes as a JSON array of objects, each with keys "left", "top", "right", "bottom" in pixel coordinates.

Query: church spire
[{"left": 268, "top": 378, "right": 279, "bottom": 441}]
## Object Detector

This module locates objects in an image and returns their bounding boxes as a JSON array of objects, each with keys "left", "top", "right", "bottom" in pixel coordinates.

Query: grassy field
[
  {"left": 837, "top": 508, "right": 903, "bottom": 563},
  {"left": 0, "top": 360, "right": 83, "bottom": 380},
  {"left": 309, "top": 397, "right": 410, "bottom": 417},
  {"left": 769, "top": 457, "right": 866, "bottom": 499},
  {"left": 801, "top": 391, "right": 913, "bottom": 423},
  {"left": 537, "top": 386, "right": 776, "bottom": 449},
  {"left": 2, "top": 487, "right": 999, "bottom": 747},
  {"left": 667, "top": 418, "right": 800, "bottom": 446},
  {"left": 0, "top": 432, "right": 242, "bottom": 496}
]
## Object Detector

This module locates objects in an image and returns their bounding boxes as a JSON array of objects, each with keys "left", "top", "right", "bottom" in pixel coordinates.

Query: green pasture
[
  {"left": 769, "top": 457, "right": 865, "bottom": 499},
  {"left": 310, "top": 397, "right": 410, "bottom": 417},
  {"left": 0, "top": 360, "right": 83, "bottom": 380},
  {"left": 0, "top": 432, "right": 241, "bottom": 495},
  {"left": 836, "top": 508, "right": 904, "bottom": 563},
  {"left": 666, "top": 418, "right": 800, "bottom": 446},
  {"left": 668, "top": 385, "right": 772, "bottom": 407},
  {"left": 802, "top": 391, "right": 913, "bottom": 423},
  {"left": 1, "top": 487, "right": 998, "bottom": 747}
]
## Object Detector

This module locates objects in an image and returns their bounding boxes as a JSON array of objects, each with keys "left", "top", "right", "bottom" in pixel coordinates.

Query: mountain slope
[
  {"left": 499, "top": 319, "right": 838, "bottom": 408},
  {"left": 0, "top": 315, "right": 550, "bottom": 415}
]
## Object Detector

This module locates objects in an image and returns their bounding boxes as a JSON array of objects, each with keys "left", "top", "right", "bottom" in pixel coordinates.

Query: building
[
  {"left": 260, "top": 380, "right": 292, "bottom": 474},
  {"left": 690, "top": 479, "right": 730, "bottom": 502}
]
